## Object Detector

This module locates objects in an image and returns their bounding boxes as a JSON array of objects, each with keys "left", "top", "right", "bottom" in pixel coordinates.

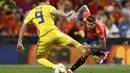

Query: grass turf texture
[{"left": 0, "top": 65, "right": 130, "bottom": 73}]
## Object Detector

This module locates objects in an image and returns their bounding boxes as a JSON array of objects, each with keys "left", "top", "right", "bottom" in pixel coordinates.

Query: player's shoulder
[
  {"left": 96, "top": 20, "right": 105, "bottom": 32},
  {"left": 96, "top": 20, "right": 104, "bottom": 27}
]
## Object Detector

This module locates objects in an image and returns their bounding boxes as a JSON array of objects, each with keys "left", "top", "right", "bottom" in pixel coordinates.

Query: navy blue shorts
[
  {"left": 84, "top": 38, "right": 100, "bottom": 46},
  {"left": 84, "top": 38, "right": 105, "bottom": 56}
]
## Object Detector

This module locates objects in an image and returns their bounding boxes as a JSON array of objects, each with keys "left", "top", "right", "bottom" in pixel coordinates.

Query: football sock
[
  {"left": 74, "top": 42, "right": 86, "bottom": 53},
  {"left": 70, "top": 55, "right": 88, "bottom": 72},
  {"left": 37, "top": 58, "right": 54, "bottom": 68}
]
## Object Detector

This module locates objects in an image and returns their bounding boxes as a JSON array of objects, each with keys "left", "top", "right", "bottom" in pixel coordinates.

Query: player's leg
[
  {"left": 90, "top": 49, "right": 105, "bottom": 56},
  {"left": 85, "top": 38, "right": 109, "bottom": 64},
  {"left": 37, "top": 46, "right": 54, "bottom": 68},
  {"left": 67, "top": 52, "right": 109, "bottom": 72},
  {"left": 37, "top": 57, "right": 54, "bottom": 68},
  {"left": 67, "top": 38, "right": 105, "bottom": 73},
  {"left": 67, "top": 50, "right": 109, "bottom": 73},
  {"left": 68, "top": 51, "right": 91, "bottom": 73},
  {"left": 83, "top": 42, "right": 105, "bottom": 62},
  {"left": 88, "top": 49, "right": 109, "bottom": 64},
  {"left": 94, "top": 51, "right": 109, "bottom": 64},
  {"left": 56, "top": 32, "right": 88, "bottom": 53},
  {"left": 83, "top": 38, "right": 103, "bottom": 62},
  {"left": 36, "top": 43, "right": 54, "bottom": 68},
  {"left": 67, "top": 44, "right": 106, "bottom": 72},
  {"left": 67, "top": 40, "right": 92, "bottom": 72},
  {"left": 89, "top": 49, "right": 104, "bottom": 64},
  {"left": 36, "top": 33, "right": 56, "bottom": 68},
  {"left": 56, "top": 32, "right": 92, "bottom": 73}
]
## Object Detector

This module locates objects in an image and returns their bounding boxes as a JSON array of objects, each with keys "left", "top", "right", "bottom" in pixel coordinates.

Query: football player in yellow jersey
[{"left": 17, "top": 0, "right": 90, "bottom": 69}]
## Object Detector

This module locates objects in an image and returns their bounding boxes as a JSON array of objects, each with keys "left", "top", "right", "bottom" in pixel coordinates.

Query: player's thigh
[
  {"left": 36, "top": 42, "right": 52, "bottom": 58},
  {"left": 37, "top": 36, "right": 54, "bottom": 58},
  {"left": 56, "top": 32, "right": 74, "bottom": 46}
]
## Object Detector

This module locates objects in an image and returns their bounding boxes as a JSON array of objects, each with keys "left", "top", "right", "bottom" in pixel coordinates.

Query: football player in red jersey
[{"left": 67, "top": 5, "right": 109, "bottom": 73}]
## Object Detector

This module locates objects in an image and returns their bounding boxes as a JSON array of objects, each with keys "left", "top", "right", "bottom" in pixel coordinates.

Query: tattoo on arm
[
  {"left": 77, "top": 5, "right": 90, "bottom": 15},
  {"left": 90, "top": 40, "right": 106, "bottom": 50}
]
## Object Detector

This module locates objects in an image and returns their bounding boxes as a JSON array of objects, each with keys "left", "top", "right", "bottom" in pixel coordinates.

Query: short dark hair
[
  {"left": 87, "top": 15, "right": 96, "bottom": 23},
  {"left": 39, "top": 0, "right": 49, "bottom": 2}
]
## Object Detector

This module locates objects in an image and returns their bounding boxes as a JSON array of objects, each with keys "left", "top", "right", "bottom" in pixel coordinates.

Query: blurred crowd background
[
  {"left": 0, "top": 0, "right": 130, "bottom": 43},
  {"left": 0, "top": 0, "right": 130, "bottom": 65}
]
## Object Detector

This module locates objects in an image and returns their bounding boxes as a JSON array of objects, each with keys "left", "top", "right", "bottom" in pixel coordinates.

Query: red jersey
[{"left": 83, "top": 12, "right": 107, "bottom": 40}]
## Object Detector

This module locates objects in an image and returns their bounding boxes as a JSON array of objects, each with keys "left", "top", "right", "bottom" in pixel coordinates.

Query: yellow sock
[
  {"left": 37, "top": 58, "right": 54, "bottom": 68},
  {"left": 74, "top": 42, "right": 86, "bottom": 53},
  {"left": 90, "top": 55, "right": 99, "bottom": 60}
]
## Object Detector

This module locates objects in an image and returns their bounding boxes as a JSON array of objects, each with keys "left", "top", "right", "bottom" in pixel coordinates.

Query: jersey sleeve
[
  {"left": 96, "top": 27, "right": 106, "bottom": 40},
  {"left": 23, "top": 11, "right": 33, "bottom": 24},
  {"left": 96, "top": 20, "right": 107, "bottom": 40},
  {"left": 83, "top": 12, "right": 91, "bottom": 21},
  {"left": 49, "top": 5, "right": 56, "bottom": 13},
  {"left": 98, "top": 32, "right": 105, "bottom": 40}
]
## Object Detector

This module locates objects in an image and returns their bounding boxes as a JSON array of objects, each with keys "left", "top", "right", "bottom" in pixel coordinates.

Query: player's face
[{"left": 86, "top": 21, "right": 96, "bottom": 30}]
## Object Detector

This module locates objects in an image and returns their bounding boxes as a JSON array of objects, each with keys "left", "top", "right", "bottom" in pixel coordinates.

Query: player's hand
[
  {"left": 83, "top": 42, "right": 88, "bottom": 45},
  {"left": 67, "top": 11, "right": 74, "bottom": 17},
  {"left": 82, "top": 42, "right": 91, "bottom": 50},
  {"left": 69, "top": 13, "right": 78, "bottom": 21},
  {"left": 17, "top": 44, "right": 25, "bottom": 53}
]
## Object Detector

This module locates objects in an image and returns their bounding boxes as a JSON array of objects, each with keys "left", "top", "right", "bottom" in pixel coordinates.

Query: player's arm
[
  {"left": 51, "top": 9, "right": 73, "bottom": 17},
  {"left": 17, "top": 24, "right": 27, "bottom": 52},
  {"left": 90, "top": 31, "right": 106, "bottom": 50},
  {"left": 75, "top": 5, "right": 90, "bottom": 17},
  {"left": 90, "top": 39, "right": 106, "bottom": 50},
  {"left": 70, "top": 5, "right": 90, "bottom": 21},
  {"left": 17, "top": 12, "right": 33, "bottom": 52},
  {"left": 17, "top": 24, "right": 27, "bottom": 45}
]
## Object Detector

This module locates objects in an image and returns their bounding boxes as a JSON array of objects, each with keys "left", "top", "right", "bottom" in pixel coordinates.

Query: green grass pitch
[{"left": 0, "top": 64, "right": 130, "bottom": 73}]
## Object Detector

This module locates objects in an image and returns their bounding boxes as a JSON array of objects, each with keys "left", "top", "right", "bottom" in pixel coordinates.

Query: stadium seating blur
[
  {"left": 0, "top": 0, "right": 130, "bottom": 38},
  {"left": 0, "top": 0, "right": 130, "bottom": 65}
]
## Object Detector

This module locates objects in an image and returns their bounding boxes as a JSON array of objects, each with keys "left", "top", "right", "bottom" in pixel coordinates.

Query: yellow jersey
[{"left": 23, "top": 5, "right": 58, "bottom": 37}]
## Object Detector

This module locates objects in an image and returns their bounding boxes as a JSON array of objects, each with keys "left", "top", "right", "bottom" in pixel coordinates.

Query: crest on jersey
[{"left": 100, "top": 34, "right": 104, "bottom": 40}]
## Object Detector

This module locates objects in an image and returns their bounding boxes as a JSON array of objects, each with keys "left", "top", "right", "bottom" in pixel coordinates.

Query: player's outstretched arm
[
  {"left": 88, "top": 40, "right": 106, "bottom": 50},
  {"left": 86, "top": 40, "right": 106, "bottom": 50},
  {"left": 75, "top": 5, "right": 90, "bottom": 17},
  {"left": 51, "top": 9, "right": 73, "bottom": 17},
  {"left": 17, "top": 24, "right": 27, "bottom": 52},
  {"left": 70, "top": 5, "right": 90, "bottom": 21}
]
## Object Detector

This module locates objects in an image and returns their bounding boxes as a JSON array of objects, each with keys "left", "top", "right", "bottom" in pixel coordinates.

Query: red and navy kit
[{"left": 80, "top": 12, "right": 107, "bottom": 46}]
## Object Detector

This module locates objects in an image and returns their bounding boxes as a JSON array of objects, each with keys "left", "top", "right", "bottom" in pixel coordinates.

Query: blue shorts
[
  {"left": 84, "top": 38, "right": 110, "bottom": 51},
  {"left": 84, "top": 38, "right": 106, "bottom": 56},
  {"left": 84, "top": 38, "right": 100, "bottom": 46}
]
